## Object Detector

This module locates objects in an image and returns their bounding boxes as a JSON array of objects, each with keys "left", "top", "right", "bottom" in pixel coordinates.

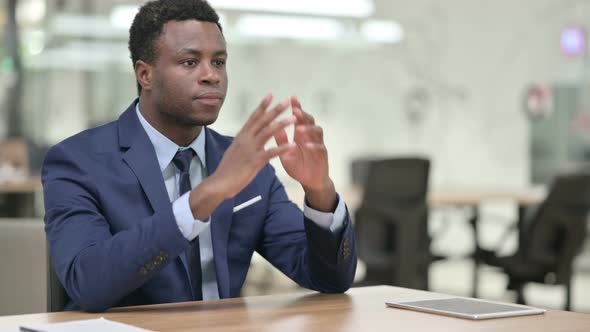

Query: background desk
[
  {"left": 0, "top": 176, "right": 42, "bottom": 217},
  {"left": 0, "top": 286, "right": 588, "bottom": 331},
  {"left": 428, "top": 187, "right": 546, "bottom": 297},
  {"left": 304, "top": 185, "right": 545, "bottom": 295},
  {"left": 287, "top": 184, "right": 545, "bottom": 296},
  {"left": 0, "top": 176, "right": 42, "bottom": 194}
]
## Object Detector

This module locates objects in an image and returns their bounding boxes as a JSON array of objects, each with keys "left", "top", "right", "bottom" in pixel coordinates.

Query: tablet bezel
[{"left": 386, "top": 297, "right": 546, "bottom": 320}]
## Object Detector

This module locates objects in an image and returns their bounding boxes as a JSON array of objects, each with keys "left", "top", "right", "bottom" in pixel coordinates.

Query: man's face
[{"left": 150, "top": 20, "right": 228, "bottom": 127}]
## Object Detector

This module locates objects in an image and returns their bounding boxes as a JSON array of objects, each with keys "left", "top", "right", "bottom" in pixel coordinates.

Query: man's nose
[{"left": 198, "top": 63, "right": 220, "bottom": 85}]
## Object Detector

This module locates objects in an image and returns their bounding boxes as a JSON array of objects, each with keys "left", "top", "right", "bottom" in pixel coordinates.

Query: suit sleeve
[
  {"left": 42, "top": 143, "right": 189, "bottom": 312},
  {"left": 256, "top": 165, "right": 357, "bottom": 293}
]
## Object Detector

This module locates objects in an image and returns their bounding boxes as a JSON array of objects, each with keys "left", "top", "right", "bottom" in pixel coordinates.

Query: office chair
[
  {"left": 477, "top": 173, "right": 590, "bottom": 310},
  {"left": 354, "top": 157, "right": 440, "bottom": 290},
  {"left": 350, "top": 157, "right": 373, "bottom": 187},
  {"left": 0, "top": 219, "right": 46, "bottom": 315},
  {"left": 47, "top": 248, "right": 70, "bottom": 312}
]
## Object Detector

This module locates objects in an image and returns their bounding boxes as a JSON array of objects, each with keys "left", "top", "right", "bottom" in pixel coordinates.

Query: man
[{"left": 43, "top": 0, "right": 356, "bottom": 312}]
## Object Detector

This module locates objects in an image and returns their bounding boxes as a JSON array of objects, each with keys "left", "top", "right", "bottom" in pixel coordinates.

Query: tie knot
[{"left": 172, "top": 149, "right": 196, "bottom": 173}]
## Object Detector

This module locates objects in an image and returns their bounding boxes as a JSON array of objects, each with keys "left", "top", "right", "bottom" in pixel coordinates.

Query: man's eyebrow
[{"left": 177, "top": 48, "right": 227, "bottom": 56}]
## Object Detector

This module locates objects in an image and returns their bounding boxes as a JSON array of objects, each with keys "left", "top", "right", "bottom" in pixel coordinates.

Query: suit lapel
[
  {"left": 118, "top": 102, "right": 193, "bottom": 286},
  {"left": 118, "top": 102, "right": 171, "bottom": 216},
  {"left": 205, "top": 128, "right": 234, "bottom": 299}
]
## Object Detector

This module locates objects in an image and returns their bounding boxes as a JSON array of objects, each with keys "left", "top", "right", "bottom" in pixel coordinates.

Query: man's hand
[
  {"left": 189, "top": 94, "right": 296, "bottom": 220},
  {"left": 274, "top": 96, "right": 337, "bottom": 212}
]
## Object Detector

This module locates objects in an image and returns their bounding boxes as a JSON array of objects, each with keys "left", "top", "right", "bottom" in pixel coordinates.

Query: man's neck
[{"left": 138, "top": 95, "right": 202, "bottom": 147}]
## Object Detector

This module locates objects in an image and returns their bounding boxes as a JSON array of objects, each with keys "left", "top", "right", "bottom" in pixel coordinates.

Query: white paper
[{"left": 20, "top": 317, "right": 154, "bottom": 332}]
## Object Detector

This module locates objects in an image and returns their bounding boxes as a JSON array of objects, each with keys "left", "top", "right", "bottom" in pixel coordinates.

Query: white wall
[{"left": 28, "top": 0, "right": 590, "bottom": 190}]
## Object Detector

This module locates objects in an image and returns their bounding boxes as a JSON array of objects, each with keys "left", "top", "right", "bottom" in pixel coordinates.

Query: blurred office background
[{"left": 1, "top": 0, "right": 590, "bottom": 316}]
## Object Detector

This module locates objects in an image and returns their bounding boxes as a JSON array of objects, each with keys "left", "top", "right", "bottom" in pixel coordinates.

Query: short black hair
[{"left": 129, "top": 0, "right": 222, "bottom": 95}]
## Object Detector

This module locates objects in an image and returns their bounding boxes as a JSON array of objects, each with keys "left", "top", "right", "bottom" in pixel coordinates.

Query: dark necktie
[{"left": 172, "top": 149, "right": 202, "bottom": 301}]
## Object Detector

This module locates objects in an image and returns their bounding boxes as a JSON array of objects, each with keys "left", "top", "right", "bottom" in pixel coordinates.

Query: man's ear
[{"left": 135, "top": 60, "right": 153, "bottom": 92}]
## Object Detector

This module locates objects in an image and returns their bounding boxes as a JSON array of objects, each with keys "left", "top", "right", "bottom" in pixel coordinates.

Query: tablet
[{"left": 386, "top": 297, "right": 546, "bottom": 320}]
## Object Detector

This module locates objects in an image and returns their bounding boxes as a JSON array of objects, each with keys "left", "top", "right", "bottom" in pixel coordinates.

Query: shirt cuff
[
  {"left": 303, "top": 194, "right": 346, "bottom": 233},
  {"left": 172, "top": 191, "right": 210, "bottom": 241}
]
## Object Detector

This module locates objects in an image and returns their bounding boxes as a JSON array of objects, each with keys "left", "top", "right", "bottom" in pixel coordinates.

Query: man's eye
[
  {"left": 182, "top": 60, "right": 196, "bottom": 66},
  {"left": 213, "top": 59, "right": 226, "bottom": 67}
]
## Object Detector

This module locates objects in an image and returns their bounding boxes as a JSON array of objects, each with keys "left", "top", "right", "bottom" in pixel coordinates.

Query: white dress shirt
[{"left": 136, "top": 105, "right": 346, "bottom": 300}]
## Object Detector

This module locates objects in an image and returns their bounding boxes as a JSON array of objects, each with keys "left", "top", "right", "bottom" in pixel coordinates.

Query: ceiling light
[
  {"left": 209, "top": 0, "right": 374, "bottom": 18},
  {"left": 16, "top": 0, "right": 46, "bottom": 24},
  {"left": 110, "top": 5, "right": 227, "bottom": 30},
  {"left": 110, "top": 5, "right": 138, "bottom": 29},
  {"left": 361, "top": 20, "right": 404, "bottom": 43},
  {"left": 236, "top": 14, "right": 345, "bottom": 41}
]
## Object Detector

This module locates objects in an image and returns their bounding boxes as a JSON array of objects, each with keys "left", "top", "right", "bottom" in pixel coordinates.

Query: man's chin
[
  {"left": 188, "top": 106, "right": 220, "bottom": 126},
  {"left": 183, "top": 115, "right": 218, "bottom": 127}
]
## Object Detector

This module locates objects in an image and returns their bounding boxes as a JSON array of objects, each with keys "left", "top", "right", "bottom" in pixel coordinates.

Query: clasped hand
[{"left": 211, "top": 94, "right": 336, "bottom": 212}]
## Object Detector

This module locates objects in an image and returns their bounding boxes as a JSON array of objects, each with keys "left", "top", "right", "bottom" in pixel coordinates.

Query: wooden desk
[
  {"left": 0, "top": 286, "right": 588, "bottom": 331},
  {"left": 0, "top": 176, "right": 42, "bottom": 217},
  {"left": 285, "top": 184, "right": 545, "bottom": 210},
  {"left": 428, "top": 187, "right": 545, "bottom": 207},
  {"left": 0, "top": 176, "right": 42, "bottom": 194},
  {"left": 324, "top": 185, "right": 545, "bottom": 209}
]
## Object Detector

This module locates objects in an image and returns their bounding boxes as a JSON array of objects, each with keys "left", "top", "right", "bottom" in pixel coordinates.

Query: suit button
[
  {"left": 342, "top": 239, "right": 351, "bottom": 259},
  {"left": 146, "top": 261, "right": 156, "bottom": 270}
]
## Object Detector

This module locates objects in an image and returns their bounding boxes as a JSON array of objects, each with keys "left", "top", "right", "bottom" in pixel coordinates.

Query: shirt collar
[{"left": 135, "top": 103, "right": 206, "bottom": 172}]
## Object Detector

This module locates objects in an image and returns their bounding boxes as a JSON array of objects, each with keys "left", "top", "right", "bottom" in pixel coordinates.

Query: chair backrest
[
  {"left": 46, "top": 248, "right": 70, "bottom": 312},
  {"left": 350, "top": 158, "right": 373, "bottom": 187},
  {"left": 362, "top": 158, "right": 430, "bottom": 209},
  {"left": 524, "top": 173, "right": 590, "bottom": 281},
  {"left": 0, "top": 219, "right": 46, "bottom": 315},
  {"left": 354, "top": 157, "right": 431, "bottom": 289}
]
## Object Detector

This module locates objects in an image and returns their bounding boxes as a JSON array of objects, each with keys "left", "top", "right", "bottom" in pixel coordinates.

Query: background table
[
  {"left": 428, "top": 187, "right": 546, "bottom": 297},
  {"left": 0, "top": 176, "right": 42, "bottom": 217},
  {"left": 0, "top": 286, "right": 588, "bottom": 331},
  {"left": 287, "top": 184, "right": 545, "bottom": 296},
  {"left": 0, "top": 176, "right": 42, "bottom": 194}
]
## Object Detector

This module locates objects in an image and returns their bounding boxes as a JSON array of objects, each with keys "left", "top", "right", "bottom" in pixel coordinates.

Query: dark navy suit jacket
[{"left": 42, "top": 101, "right": 357, "bottom": 312}]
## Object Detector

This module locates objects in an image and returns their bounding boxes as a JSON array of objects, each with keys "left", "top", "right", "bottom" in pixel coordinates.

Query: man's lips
[{"left": 194, "top": 92, "right": 223, "bottom": 106}]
